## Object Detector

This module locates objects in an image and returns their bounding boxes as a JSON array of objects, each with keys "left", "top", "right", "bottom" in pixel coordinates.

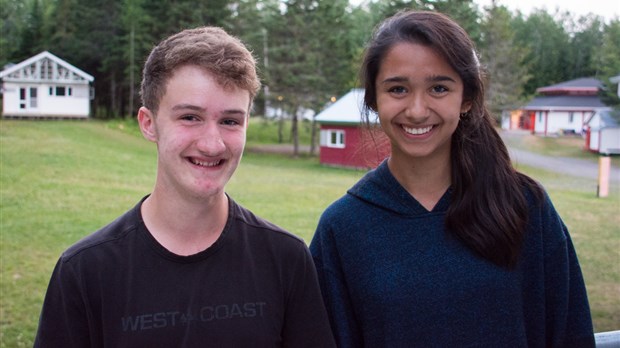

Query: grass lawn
[{"left": 0, "top": 120, "right": 618, "bottom": 346}]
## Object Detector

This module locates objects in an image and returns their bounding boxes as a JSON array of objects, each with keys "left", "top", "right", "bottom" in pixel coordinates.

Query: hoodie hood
[{"left": 347, "top": 160, "right": 451, "bottom": 217}]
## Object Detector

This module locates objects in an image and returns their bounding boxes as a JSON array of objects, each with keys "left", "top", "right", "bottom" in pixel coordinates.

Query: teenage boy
[{"left": 34, "top": 26, "right": 335, "bottom": 347}]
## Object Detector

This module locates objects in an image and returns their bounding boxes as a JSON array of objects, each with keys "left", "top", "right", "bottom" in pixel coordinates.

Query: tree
[
  {"left": 512, "top": 9, "right": 572, "bottom": 95},
  {"left": 15, "top": 0, "right": 45, "bottom": 60},
  {"left": 566, "top": 14, "right": 605, "bottom": 79},
  {"left": 0, "top": 0, "right": 29, "bottom": 66},
  {"left": 267, "top": 0, "right": 356, "bottom": 156},
  {"left": 595, "top": 19, "right": 620, "bottom": 108},
  {"left": 478, "top": 2, "right": 530, "bottom": 117}
]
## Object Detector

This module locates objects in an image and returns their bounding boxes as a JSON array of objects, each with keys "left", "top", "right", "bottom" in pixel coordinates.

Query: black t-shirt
[{"left": 34, "top": 196, "right": 335, "bottom": 348}]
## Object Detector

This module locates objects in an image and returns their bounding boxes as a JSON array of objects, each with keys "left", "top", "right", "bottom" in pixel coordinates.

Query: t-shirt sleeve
[
  {"left": 281, "top": 242, "right": 336, "bottom": 348},
  {"left": 34, "top": 257, "right": 92, "bottom": 347}
]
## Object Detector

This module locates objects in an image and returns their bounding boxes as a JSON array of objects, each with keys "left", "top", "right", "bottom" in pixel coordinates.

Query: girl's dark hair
[{"left": 360, "top": 10, "right": 543, "bottom": 269}]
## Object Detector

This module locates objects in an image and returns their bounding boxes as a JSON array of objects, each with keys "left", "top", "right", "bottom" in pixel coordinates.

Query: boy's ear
[{"left": 137, "top": 107, "right": 157, "bottom": 142}]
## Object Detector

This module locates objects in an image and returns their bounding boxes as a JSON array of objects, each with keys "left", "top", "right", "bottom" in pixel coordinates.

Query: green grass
[{"left": 0, "top": 120, "right": 618, "bottom": 346}]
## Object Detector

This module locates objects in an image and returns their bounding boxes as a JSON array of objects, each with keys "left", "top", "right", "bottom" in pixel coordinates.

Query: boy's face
[{"left": 138, "top": 65, "right": 250, "bottom": 202}]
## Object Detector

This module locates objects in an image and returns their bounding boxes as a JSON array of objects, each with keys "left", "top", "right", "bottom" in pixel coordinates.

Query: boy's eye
[
  {"left": 222, "top": 119, "right": 240, "bottom": 126},
  {"left": 181, "top": 114, "right": 199, "bottom": 121}
]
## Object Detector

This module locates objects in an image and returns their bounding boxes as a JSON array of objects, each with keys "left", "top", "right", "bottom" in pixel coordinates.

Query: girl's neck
[{"left": 387, "top": 154, "right": 451, "bottom": 211}]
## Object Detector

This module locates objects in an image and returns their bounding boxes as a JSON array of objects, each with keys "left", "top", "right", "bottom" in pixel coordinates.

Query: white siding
[{"left": 2, "top": 82, "right": 90, "bottom": 118}]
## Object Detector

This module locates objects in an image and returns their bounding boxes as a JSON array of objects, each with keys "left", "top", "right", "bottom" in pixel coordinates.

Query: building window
[
  {"left": 30, "top": 87, "right": 37, "bottom": 108},
  {"left": 49, "top": 86, "right": 72, "bottom": 96},
  {"left": 538, "top": 112, "right": 542, "bottom": 123},
  {"left": 321, "top": 129, "right": 345, "bottom": 148},
  {"left": 568, "top": 112, "right": 574, "bottom": 123},
  {"left": 19, "top": 88, "right": 26, "bottom": 109}
]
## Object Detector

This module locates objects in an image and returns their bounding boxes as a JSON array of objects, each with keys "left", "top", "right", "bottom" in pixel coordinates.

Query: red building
[{"left": 315, "top": 89, "right": 390, "bottom": 169}]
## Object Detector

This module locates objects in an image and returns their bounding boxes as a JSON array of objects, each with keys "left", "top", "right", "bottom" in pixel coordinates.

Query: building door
[{"left": 19, "top": 87, "right": 38, "bottom": 110}]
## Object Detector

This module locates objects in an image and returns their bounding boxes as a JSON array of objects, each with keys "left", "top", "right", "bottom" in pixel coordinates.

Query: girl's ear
[
  {"left": 137, "top": 107, "right": 158, "bottom": 142},
  {"left": 460, "top": 101, "right": 472, "bottom": 114}
]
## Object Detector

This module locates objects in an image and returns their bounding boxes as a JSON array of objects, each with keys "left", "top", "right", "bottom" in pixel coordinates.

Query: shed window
[{"left": 321, "top": 129, "right": 345, "bottom": 148}]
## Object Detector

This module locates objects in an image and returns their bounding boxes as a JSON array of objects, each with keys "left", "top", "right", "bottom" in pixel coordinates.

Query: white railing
[{"left": 595, "top": 330, "right": 620, "bottom": 347}]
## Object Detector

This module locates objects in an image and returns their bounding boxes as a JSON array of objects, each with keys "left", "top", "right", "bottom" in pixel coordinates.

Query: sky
[
  {"left": 474, "top": 0, "right": 619, "bottom": 21},
  {"left": 350, "top": 0, "right": 620, "bottom": 22}
]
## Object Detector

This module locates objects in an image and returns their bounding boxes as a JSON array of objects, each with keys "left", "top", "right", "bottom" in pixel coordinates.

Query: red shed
[{"left": 315, "top": 89, "right": 390, "bottom": 169}]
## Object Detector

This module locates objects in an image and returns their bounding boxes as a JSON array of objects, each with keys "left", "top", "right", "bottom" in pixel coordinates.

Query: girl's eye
[
  {"left": 431, "top": 85, "right": 449, "bottom": 94},
  {"left": 388, "top": 86, "right": 407, "bottom": 95}
]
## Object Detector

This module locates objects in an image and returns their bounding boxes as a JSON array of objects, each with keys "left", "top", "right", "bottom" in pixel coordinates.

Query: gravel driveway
[{"left": 508, "top": 147, "right": 620, "bottom": 183}]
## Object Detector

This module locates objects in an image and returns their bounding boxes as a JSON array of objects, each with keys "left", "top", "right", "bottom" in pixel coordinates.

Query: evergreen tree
[
  {"left": 595, "top": 19, "right": 620, "bottom": 108},
  {"left": 566, "top": 14, "right": 605, "bottom": 79},
  {"left": 479, "top": 2, "right": 530, "bottom": 117},
  {"left": 513, "top": 9, "right": 572, "bottom": 95},
  {"left": 0, "top": 0, "right": 28, "bottom": 66},
  {"left": 267, "top": 0, "right": 355, "bottom": 156}
]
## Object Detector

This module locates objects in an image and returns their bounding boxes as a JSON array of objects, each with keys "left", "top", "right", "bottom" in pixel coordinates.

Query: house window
[
  {"left": 19, "top": 88, "right": 26, "bottom": 109},
  {"left": 49, "top": 86, "right": 72, "bottom": 96},
  {"left": 30, "top": 88, "right": 37, "bottom": 108},
  {"left": 568, "top": 112, "right": 574, "bottom": 123},
  {"left": 538, "top": 112, "right": 542, "bottom": 123},
  {"left": 321, "top": 129, "right": 345, "bottom": 148}
]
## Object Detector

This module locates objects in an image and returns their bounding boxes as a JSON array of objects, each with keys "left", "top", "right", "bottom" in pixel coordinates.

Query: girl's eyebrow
[
  {"left": 427, "top": 74, "right": 457, "bottom": 83},
  {"left": 379, "top": 74, "right": 457, "bottom": 85},
  {"left": 379, "top": 76, "right": 408, "bottom": 85}
]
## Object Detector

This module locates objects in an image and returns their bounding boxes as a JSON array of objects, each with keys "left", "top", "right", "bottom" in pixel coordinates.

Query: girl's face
[{"left": 375, "top": 42, "right": 470, "bottom": 166}]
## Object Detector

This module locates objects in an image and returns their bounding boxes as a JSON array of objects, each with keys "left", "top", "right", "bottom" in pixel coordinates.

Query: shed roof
[
  {"left": 0, "top": 51, "right": 94, "bottom": 83},
  {"left": 522, "top": 95, "right": 607, "bottom": 110},
  {"left": 315, "top": 89, "right": 366, "bottom": 124},
  {"left": 315, "top": 89, "right": 381, "bottom": 124},
  {"left": 589, "top": 109, "right": 620, "bottom": 127}
]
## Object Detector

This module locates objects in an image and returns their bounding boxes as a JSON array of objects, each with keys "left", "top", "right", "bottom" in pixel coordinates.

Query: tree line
[{"left": 1, "top": 0, "right": 619, "bottom": 148}]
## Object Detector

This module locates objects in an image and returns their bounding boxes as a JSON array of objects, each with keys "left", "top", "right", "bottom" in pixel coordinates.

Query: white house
[
  {"left": 0, "top": 51, "right": 94, "bottom": 118},
  {"left": 509, "top": 78, "right": 608, "bottom": 135}
]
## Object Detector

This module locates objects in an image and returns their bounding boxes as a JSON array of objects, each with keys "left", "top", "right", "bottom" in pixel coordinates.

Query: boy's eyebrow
[
  {"left": 172, "top": 103, "right": 247, "bottom": 115},
  {"left": 172, "top": 103, "right": 205, "bottom": 112}
]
